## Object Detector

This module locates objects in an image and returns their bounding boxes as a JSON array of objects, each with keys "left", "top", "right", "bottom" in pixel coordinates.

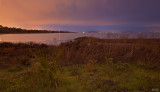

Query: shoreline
[{"left": 0, "top": 37, "right": 160, "bottom": 66}]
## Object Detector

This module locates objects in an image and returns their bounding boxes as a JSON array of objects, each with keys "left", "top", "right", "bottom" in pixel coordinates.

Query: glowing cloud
[{"left": 0, "top": 0, "right": 160, "bottom": 31}]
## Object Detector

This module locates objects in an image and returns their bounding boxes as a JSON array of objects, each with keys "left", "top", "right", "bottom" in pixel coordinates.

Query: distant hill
[{"left": 0, "top": 25, "right": 71, "bottom": 34}]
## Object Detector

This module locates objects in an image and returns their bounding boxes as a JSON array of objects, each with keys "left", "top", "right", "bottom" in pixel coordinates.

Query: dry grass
[
  {"left": 59, "top": 37, "right": 160, "bottom": 67},
  {"left": 0, "top": 37, "right": 160, "bottom": 68}
]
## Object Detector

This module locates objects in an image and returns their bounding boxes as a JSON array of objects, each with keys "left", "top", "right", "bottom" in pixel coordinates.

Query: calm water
[
  {"left": 1, "top": 33, "right": 159, "bottom": 45},
  {"left": 0, "top": 33, "right": 109, "bottom": 45}
]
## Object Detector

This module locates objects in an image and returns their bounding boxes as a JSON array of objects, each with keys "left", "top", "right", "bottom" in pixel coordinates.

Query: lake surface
[
  {"left": 0, "top": 32, "right": 159, "bottom": 45},
  {"left": 0, "top": 33, "right": 110, "bottom": 45}
]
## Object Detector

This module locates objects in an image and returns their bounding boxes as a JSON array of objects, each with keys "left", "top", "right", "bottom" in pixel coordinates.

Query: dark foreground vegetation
[
  {"left": 0, "top": 37, "right": 160, "bottom": 92},
  {"left": 0, "top": 25, "right": 70, "bottom": 34}
]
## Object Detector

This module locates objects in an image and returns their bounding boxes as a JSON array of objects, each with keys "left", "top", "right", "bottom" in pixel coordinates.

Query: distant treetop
[{"left": 0, "top": 25, "right": 71, "bottom": 34}]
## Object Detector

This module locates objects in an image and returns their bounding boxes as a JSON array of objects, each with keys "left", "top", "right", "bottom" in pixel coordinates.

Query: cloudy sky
[{"left": 0, "top": 0, "right": 160, "bottom": 32}]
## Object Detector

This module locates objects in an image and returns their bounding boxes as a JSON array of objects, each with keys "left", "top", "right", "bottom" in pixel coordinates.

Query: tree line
[{"left": 0, "top": 25, "right": 70, "bottom": 34}]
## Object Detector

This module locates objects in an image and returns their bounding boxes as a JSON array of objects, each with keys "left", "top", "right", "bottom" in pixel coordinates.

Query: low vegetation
[{"left": 0, "top": 37, "right": 160, "bottom": 92}]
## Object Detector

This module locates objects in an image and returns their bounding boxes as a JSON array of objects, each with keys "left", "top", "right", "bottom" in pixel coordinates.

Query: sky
[{"left": 0, "top": 0, "right": 160, "bottom": 32}]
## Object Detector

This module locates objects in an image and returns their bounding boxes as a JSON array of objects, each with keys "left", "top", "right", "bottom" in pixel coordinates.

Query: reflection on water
[
  {"left": 0, "top": 33, "right": 159, "bottom": 45},
  {"left": 0, "top": 33, "right": 109, "bottom": 45}
]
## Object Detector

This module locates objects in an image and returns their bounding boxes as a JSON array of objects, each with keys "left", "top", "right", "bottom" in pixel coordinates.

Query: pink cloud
[{"left": 0, "top": 0, "right": 159, "bottom": 31}]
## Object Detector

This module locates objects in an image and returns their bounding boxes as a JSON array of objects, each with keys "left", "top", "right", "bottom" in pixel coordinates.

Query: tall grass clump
[
  {"left": 0, "top": 50, "right": 63, "bottom": 92},
  {"left": 32, "top": 50, "right": 63, "bottom": 89}
]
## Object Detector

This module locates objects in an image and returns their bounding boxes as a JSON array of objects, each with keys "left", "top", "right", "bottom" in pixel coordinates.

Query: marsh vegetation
[{"left": 0, "top": 37, "right": 160, "bottom": 92}]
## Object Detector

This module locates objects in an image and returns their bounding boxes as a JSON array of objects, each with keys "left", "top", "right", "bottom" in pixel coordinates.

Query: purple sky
[{"left": 0, "top": 0, "right": 160, "bottom": 32}]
